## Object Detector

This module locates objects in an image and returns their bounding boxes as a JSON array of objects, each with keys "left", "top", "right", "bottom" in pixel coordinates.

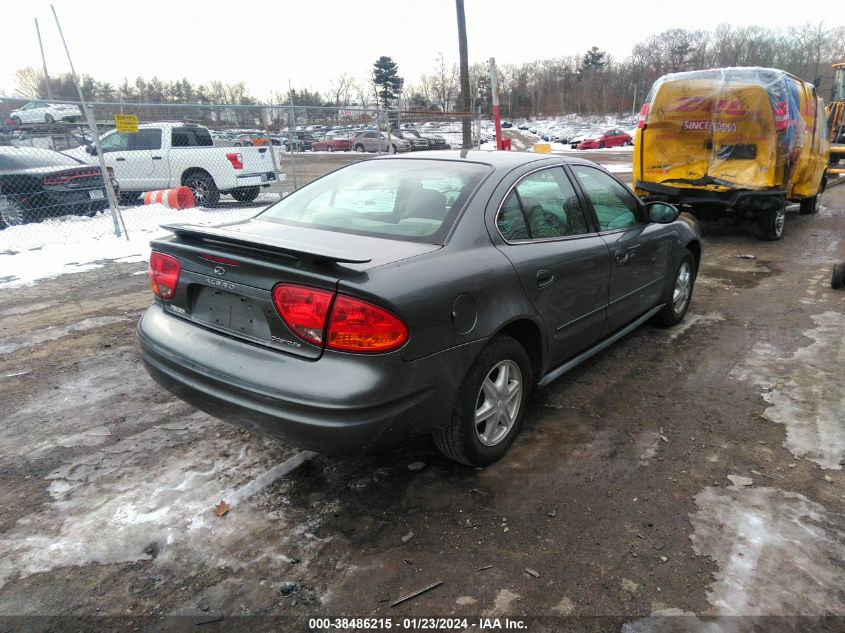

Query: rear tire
[
  {"left": 756, "top": 203, "right": 786, "bottom": 241},
  {"left": 433, "top": 335, "right": 531, "bottom": 466},
  {"left": 326, "top": 145, "right": 333, "bottom": 152},
  {"left": 832, "top": 263, "right": 845, "bottom": 290},
  {"left": 0, "top": 198, "right": 28, "bottom": 229},
  {"left": 184, "top": 172, "right": 220, "bottom": 208},
  {"left": 799, "top": 180, "right": 825, "bottom": 215},
  {"left": 653, "top": 250, "right": 696, "bottom": 327},
  {"left": 230, "top": 186, "right": 260, "bottom": 203}
]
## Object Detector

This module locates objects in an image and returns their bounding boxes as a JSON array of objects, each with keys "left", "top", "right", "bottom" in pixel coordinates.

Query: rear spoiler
[{"left": 160, "top": 223, "right": 373, "bottom": 264}]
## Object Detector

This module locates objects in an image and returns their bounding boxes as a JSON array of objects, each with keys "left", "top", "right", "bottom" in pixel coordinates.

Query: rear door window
[
  {"left": 132, "top": 129, "right": 162, "bottom": 150},
  {"left": 497, "top": 168, "right": 590, "bottom": 241},
  {"left": 172, "top": 127, "right": 214, "bottom": 147}
]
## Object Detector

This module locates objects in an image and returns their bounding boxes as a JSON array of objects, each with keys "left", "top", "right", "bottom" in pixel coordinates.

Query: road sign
[{"left": 114, "top": 113, "right": 138, "bottom": 133}]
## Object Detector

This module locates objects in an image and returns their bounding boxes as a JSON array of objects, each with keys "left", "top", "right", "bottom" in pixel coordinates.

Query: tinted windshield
[
  {"left": 259, "top": 159, "right": 490, "bottom": 243},
  {"left": 0, "top": 150, "right": 82, "bottom": 170}
]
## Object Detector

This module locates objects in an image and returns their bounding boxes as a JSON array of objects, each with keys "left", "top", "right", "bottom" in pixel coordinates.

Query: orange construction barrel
[{"left": 142, "top": 186, "right": 195, "bottom": 209}]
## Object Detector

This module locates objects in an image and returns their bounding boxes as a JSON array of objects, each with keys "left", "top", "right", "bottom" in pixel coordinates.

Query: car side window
[
  {"left": 570, "top": 165, "right": 641, "bottom": 231},
  {"left": 99, "top": 132, "right": 131, "bottom": 152},
  {"left": 132, "top": 129, "right": 162, "bottom": 150},
  {"left": 497, "top": 168, "right": 590, "bottom": 241}
]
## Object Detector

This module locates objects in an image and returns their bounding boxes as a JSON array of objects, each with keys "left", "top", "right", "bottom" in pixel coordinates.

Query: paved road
[{"left": 0, "top": 182, "right": 842, "bottom": 629}]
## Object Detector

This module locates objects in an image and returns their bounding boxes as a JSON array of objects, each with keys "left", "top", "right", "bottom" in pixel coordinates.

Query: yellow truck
[{"left": 633, "top": 67, "right": 830, "bottom": 240}]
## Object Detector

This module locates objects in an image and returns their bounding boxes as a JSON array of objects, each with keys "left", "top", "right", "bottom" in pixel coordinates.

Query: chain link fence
[{"left": 0, "top": 96, "right": 485, "bottom": 254}]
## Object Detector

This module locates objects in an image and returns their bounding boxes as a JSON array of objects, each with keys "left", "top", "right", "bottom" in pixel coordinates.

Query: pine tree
[{"left": 372, "top": 56, "right": 401, "bottom": 109}]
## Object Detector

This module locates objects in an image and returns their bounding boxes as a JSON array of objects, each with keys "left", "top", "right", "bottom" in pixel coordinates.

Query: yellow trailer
[{"left": 633, "top": 67, "right": 830, "bottom": 240}]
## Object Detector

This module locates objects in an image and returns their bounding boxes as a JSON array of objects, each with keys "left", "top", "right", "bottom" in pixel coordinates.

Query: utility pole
[
  {"left": 35, "top": 18, "right": 53, "bottom": 100},
  {"left": 489, "top": 57, "right": 503, "bottom": 150},
  {"left": 455, "top": 0, "right": 471, "bottom": 149}
]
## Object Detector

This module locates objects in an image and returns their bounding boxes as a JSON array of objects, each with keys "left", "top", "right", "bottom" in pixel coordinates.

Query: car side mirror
[
  {"left": 85, "top": 144, "right": 97, "bottom": 155},
  {"left": 646, "top": 201, "right": 680, "bottom": 223}
]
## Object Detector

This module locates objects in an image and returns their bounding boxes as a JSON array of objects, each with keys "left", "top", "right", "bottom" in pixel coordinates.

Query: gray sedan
[{"left": 138, "top": 151, "right": 701, "bottom": 466}]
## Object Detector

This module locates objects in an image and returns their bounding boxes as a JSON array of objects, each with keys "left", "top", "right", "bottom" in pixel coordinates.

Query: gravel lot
[{"left": 0, "top": 160, "right": 843, "bottom": 631}]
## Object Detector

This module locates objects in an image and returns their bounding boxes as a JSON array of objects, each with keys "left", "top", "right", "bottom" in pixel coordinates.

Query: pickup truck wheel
[
  {"left": 433, "top": 335, "right": 531, "bottom": 466},
  {"left": 652, "top": 250, "right": 696, "bottom": 327},
  {"left": 185, "top": 173, "right": 220, "bottom": 207},
  {"left": 757, "top": 205, "right": 786, "bottom": 241},
  {"left": 230, "top": 186, "right": 259, "bottom": 203}
]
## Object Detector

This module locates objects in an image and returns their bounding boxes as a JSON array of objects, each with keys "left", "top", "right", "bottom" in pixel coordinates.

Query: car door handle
[
  {"left": 536, "top": 269, "right": 555, "bottom": 288},
  {"left": 152, "top": 156, "right": 162, "bottom": 160},
  {"left": 115, "top": 157, "right": 126, "bottom": 161},
  {"left": 614, "top": 248, "right": 629, "bottom": 264}
]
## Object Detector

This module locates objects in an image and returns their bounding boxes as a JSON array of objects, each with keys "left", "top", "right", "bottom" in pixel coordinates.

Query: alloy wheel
[
  {"left": 672, "top": 261, "right": 692, "bottom": 313},
  {"left": 189, "top": 179, "right": 209, "bottom": 204},
  {"left": 0, "top": 199, "right": 25, "bottom": 226},
  {"left": 474, "top": 360, "right": 523, "bottom": 447}
]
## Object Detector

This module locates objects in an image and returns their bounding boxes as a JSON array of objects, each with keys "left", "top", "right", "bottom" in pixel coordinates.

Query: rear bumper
[
  {"left": 635, "top": 180, "right": 786, "bottom": 217},
  {"left": 137, "top": 304, "right": 486, "bottom": 454}
]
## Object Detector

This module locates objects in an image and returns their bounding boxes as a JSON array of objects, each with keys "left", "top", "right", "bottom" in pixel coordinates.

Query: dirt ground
[{"left": 0, "top": 170, "right": 843, "bottom": 632}]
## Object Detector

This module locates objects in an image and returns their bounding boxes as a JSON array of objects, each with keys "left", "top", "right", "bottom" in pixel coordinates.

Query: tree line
[{"left": 10, "top": 22, "right": 845, "bottom": 120}]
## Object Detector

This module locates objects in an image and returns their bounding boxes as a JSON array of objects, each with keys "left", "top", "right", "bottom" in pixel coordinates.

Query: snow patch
[
  {"left": 730, "top": 311, "right": 845, "bottom": 469},
  {"left": 690, "top": 486, "right": 845, "bottom": 615},
  {"left": 663, "top": 312, "right": 724, "bottom": 341},
  {"left": 0, "top": 203, "right": 262, "bottom": 288}
]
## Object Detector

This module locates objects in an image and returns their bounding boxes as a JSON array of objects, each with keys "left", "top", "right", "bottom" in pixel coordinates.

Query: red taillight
[
  {"left": 42, "top": 169, "right": 100, "bottom": 185},
  {"left": 272, "top": 284, "right": 334, "bottom": 345},
  {"left": 327, "top": 295, "right": 408, "bottom": 353},
  {"left": 226, "top": 152, "right": 244, "bottom": 170},
  {"left": 149, "top": 252, "right": 181, "bottom": 300},
  {"left": 637, "top": 102, "right": 650, "bottom": 129},
  {"left": 271, "top": 284, "right": 408, "bottom": 353}
]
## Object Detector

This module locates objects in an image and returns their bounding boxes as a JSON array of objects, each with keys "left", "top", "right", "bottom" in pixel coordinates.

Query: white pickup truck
[{"left": 64, "top": 123, "right": 284, "bottom": 206}]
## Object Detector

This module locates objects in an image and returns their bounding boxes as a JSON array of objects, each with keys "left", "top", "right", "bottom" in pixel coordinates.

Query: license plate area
[{"left": 191, "top": 286, "right": 271, "bottom": 340}]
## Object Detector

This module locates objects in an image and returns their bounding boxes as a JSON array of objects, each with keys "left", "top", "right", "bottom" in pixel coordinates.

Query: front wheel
[
  {"left": 230, "top": 186, "right": 259, "bottom": 203},
  {"left": 433, "top": 335, "right": 531, "bottom": 466},
  {"left": 184, "top": 173, "right": 220, "bottom": 207},
  {"left": 44, "top": 113, "right": 54, "bottom": 124},
  {"left": 622, "top": 140, "right": 630, "bottom": 147},
  {"left": 354, "top": 144, "right": 365, "bottom": 153},
  {"left": 11, "top": 116, "right": 21, "bottom": 126},
  {"left": 757, "top": 205, "right": 786, "bottom": 241},
  {"left": 326, "top": 145, "right": 333, "bottom": 152},
  {"left": 653, "top": 250, "right": 696, "bottom": 327}
]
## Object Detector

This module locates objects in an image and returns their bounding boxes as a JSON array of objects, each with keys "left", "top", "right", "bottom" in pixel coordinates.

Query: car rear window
[
  {"left": 0, "top": 150, "right": 82, "bottom": 170},
  {"left": 258, "top": 159, "right": 491, "bottom": 243}
]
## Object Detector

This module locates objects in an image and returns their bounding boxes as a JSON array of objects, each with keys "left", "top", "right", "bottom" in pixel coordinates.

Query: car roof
[{"left": 370, "top": 149, "right": 599, "bottom": 170}]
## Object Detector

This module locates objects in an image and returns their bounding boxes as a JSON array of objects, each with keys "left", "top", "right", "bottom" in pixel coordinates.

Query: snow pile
[{"left": 0, "top": 203, "right": 263, "bottom": 288}]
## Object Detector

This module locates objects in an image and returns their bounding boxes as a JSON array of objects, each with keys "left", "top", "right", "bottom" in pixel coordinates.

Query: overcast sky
[{"left": 1, "top": 0, "right": 839, "bottom": 100}]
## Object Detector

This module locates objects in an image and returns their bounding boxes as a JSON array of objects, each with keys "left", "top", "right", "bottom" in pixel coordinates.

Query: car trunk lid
[{"left": 150, "top": 219, "right": 439, "bottom": 359}]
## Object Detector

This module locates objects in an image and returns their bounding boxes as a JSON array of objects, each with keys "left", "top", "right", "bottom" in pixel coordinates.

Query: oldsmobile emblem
[{"left": 213, "top": 266, "right": 226, "bottom": 276}]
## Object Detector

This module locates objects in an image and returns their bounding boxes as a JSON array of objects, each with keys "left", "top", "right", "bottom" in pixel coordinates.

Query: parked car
[
  {"left": 350, "top": 130, "right": 412, "bottom": 153},
  {"left": 64, "top": 123, "right": 283, "bottom": 206},
  {"left": 312, "top": 132, "right": 351, "bottom": 152},
  {"left": 138, "top": 151, "right": 702, "bottom": 466},
  {"left": 576, "top": 129, "right": 633, "bottom": 150},
  {"left": 284, "top": 131, "right": 316, "bottom": 152},
  {"left": 501, "top": 121, "right": 513, "bottom": 128},
  {"left": 392, "top": 129, "right": 430, "bottom": 150},
  {"left": 415, "top": 129, "right": 451, "bottom": 150},
  {"left": 634, "top": 67, "right": 830, "bottom": 240},
  {"left": 10, "top": 101, "right": 82, "bottom": 125},
  {"left": 0, "top": 147, "right": 116, "bottom": 228}
]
